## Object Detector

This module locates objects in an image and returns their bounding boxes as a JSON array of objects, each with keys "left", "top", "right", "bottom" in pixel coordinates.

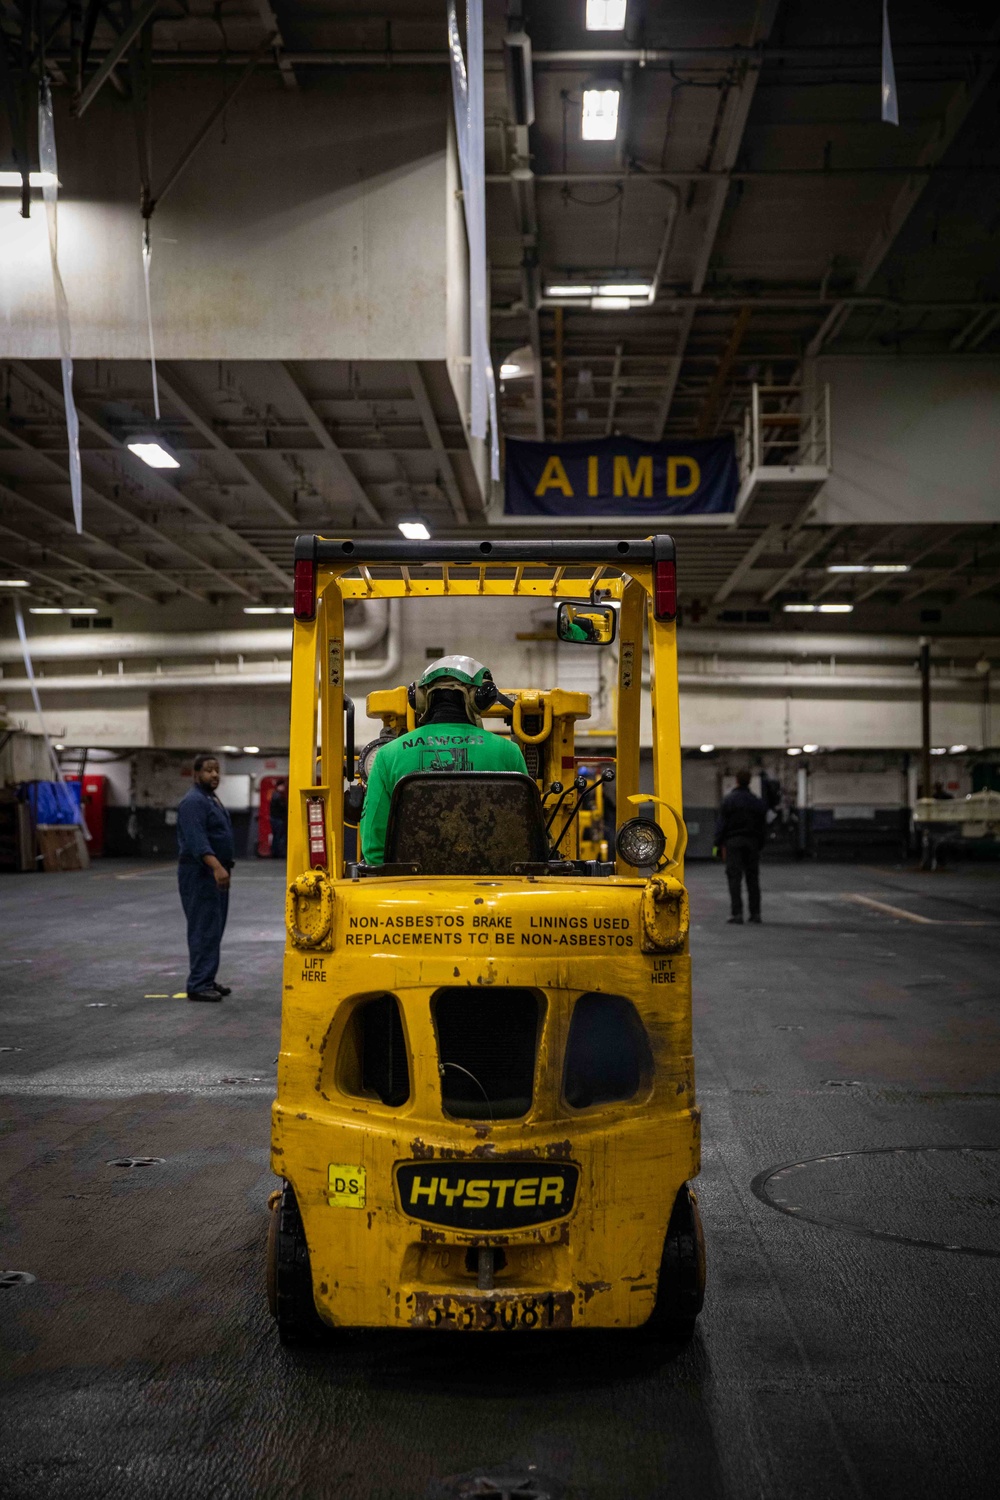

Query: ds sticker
[{"left": 328, "top": 1164, "right": 366, "bottom": 1208}]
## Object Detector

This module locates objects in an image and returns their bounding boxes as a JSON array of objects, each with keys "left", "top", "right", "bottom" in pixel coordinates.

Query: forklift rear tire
[
  {"left": 267, "top": 1182, "right": 328, "bottom": 1345},
  {"left": 647, "top": 1182, "right": 706, "bottom": 1340}
]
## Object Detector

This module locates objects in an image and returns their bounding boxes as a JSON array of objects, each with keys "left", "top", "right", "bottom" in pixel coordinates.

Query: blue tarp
[{"left": 27, "top": 780, "right": 82, "bottom": 826}]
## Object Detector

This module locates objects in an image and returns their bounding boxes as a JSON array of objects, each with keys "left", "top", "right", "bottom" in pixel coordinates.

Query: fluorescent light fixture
[
  {"left": 786, "top": 746, "right": 803, "bottom": 756},
  {"left": 546, "top": 284, "right": 596, "bottom": 298},
  {"left": 398, "top": 521, "right": 431, "bottom": 540},
  {"left": 591, "top": 295, "right": 630, "bottom": 311},
  {"left": 244, "top": 606, "right": 278, "bottom": 614},
  {"left": 54, "top": 743, "right": 64, "bottom": 751},
  {"left": 803, "top": 744, "right": 819, "bottom": 754},
  {"left": 783, "top": 602, "right": 854, "bottom": 614},
  {"left": 582, "top": 88, "right": 620, "bottom": 141},
  {"left": 29, "top": 607, "right": 64, "bottom": 614},
  {"left": 67, "top": 607, "right": 98, "bottom": 615},
  {"left": 0, "top": 171, "right": 58, "bottom": 188},
  {"left": 276, "top": 606, "right": 294, "bottom": 614},
  {"left": 0, "top": 579, "right": 29, "bottom": 587},
  {"left": 217, "top": 745, "right": 239, "bottom": 754},
  {"left": 949, "top": 744, "right": 968, "bottom": 753},
  {"left": 930, "top": 747, "right": 947, "bottom": 755},
  {"left": 243, "top": 745, "right": 260, "bottom": 754},
  {"left": 827, "top": 562, "right": 910, "bottom": 574},
  {"left": 699, "top": 744, "right": 715, "bottom": 753},
  {"left": 586, "top": 0, "right": 627, "bottom": 28},
  {"left": 596, "top": 282, "right": 652, "bottom": 298},
  {"left": 127, "top": 440, "right": 180, "bottom": 470}
]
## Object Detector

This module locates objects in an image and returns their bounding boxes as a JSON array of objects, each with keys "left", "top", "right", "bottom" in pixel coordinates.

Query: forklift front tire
[
  {"left": 267, "top": 1182, "right": 328, "bottom": 1345},
  {"left": 647, "top": 1182, "right": 706, "bottom": 1341}
]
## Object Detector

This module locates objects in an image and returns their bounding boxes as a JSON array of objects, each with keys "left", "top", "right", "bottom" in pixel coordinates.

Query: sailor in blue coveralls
[{"left": 176, "top": 753, "right": 235, "bottom": 1001}]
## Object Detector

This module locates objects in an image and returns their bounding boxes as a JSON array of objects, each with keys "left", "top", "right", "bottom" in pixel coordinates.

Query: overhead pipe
[
  {"left": 677, "top": 630, "right": 1000, "bottom": 661},
  {"left": 0, "top": 600, "right": 390, "bottom": 664},
  {"left": 1, "top": 601, "right": 402, "bottom": 692}
]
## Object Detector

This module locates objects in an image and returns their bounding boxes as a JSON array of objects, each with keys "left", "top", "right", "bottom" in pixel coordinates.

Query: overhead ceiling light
[
  {"left": 587, "top": 0, "right": 628, "bottom": 28},
  {"left": 591, "top": 295, "right": 630, "bottom": 311},
  {"left": 127, "top": 439, "right": 180, "bottom": 470},
  {"left": 582, "top": 87, "right": 620, "bottom": 142},
  {"left": 546, "top": 284, "right": 596, "bottom": 298},
  {"left": 499, "top": 344, "right": 536, "bottom": 380},
  {"left": 0, "top": 170, "right": 58, "bottom": 188},
  {"left": 243, "top": 746, "right": 260, "bottom": 754},
  {"left": 699, "top": 744, "right": 715, "bottom": 753},
  {"left": 786, "top": 746, "right": 803, "bottom": 756},
  {"left": 29, "top": 607, "right": 64, "bottom": 614},
  {"left": 930, "top": 747, "right": 947, "bottom": 756},
  {"left": 67, "top": 607, "right": 98, "bottom": 615},
  {"left": 217, "top": 745, "right": 239, "bottom": 754},
  {"left": 0, "top": 579, "right": 29, "bottom": 587},
  {"left": 244, "top": 606, "right": 278, "bottom": 614},
  {"left": 949, "top": 744, "right": 968, "bottom": 753},
  {"left": 826, "top": 563, "right": 910, "bottom": 574},
  {"left": 803, "top": 744, "right": 819, "bottom": 753},
  {"left": 596, "top": 282, "right": 652, "bottom": 299},
  {"left": 783, "top": 602, "right": 854, "bottom": 614},
  {"left": 398, "top": 521, "right": 431, "bottom": 540},
  {"left": 276, "top": 606, "right": 294, "bottom": 614}
]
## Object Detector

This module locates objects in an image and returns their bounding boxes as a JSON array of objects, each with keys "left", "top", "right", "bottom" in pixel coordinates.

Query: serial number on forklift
[{"left": 415, "top": 1293, "right": 572, "bottom": 1331}]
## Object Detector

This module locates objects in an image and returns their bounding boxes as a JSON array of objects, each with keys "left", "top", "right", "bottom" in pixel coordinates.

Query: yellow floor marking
[
  {"left": 845, "top": 894, "right": 990, "bottom": 926},
  {"left": 172, "top": 992, "right": 188, "bottom": 999},
  {"left": 144, "top": 993, "right": 170, "bottom": 999}
]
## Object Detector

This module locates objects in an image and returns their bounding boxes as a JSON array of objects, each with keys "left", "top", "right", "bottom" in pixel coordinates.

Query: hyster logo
[{"left": 396, "top": 1160, "right": 578, "bottom": 1230}]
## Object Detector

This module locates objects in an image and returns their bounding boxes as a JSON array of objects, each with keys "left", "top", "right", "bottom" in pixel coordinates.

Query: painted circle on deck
[{"left": 751, "top": 1146, "right": 1000, "bottom": 1257}]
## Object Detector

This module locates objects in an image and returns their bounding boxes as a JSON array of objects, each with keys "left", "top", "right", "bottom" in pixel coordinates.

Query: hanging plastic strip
[
  {"left": 881, "top": 0, "right": 899, "bottom": 125},
  {"left": 447, "top": 1, "right": 500, "bottom": 482},
  {"left": 142, "top": 224, "right": 162, "bottom": 420},
  {"left": 13, "top": 600, "right": 62, "bottom": 781},
  {"left": 37, "top": 80, "right": 84, "bottom": 535}
]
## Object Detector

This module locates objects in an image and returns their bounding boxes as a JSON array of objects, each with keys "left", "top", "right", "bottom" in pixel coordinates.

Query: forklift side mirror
[{"left": 555, "top": 601, "right": 617, "bottom": 645}]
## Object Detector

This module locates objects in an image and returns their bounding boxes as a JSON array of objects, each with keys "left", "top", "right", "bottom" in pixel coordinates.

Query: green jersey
[{"left": 360, "top": 721, "right": 529, "bottom": 864}]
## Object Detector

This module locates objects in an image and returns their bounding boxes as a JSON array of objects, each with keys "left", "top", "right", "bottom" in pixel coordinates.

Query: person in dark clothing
[
  {"left": 176, "top": 753, "right": 235, "bottom": 1001},
  {"left": 269, "top": 780, "right": 288, "bottom": 859},
  {"left": 714, "top": 768, "right": 767, "bottom": 925}
]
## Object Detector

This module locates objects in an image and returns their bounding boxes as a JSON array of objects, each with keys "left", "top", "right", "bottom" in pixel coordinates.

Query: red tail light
[
  {"left": 653, "top": 558, "right": 677, "bottom": 621},
  {"left": 307, "top": 796, "right": 328, "bottom": 868},
  {"left": 293, "top": 557, "right": 316, "bottom": 621}
]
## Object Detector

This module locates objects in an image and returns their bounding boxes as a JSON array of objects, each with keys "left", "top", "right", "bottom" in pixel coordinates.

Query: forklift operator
[{"left": 359, "top": 655, "right": 529, "bottom": 865}]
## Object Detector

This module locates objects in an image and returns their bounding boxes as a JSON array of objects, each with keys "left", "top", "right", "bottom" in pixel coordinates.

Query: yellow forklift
[{"left": 268, "top": 536, "right": 704, "bottom": 1340}]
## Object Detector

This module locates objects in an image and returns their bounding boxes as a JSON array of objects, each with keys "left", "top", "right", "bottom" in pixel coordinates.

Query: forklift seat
[{"left": 382, "top": 772, "right": 550, "bottom": 875}]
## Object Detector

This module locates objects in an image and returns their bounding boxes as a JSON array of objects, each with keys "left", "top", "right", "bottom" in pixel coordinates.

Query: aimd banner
[{"left": 505, "top": 434, "right": 738, "bottom": 518}]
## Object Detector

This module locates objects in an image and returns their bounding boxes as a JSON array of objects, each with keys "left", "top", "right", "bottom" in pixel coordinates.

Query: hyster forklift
[{"left": 268, "top": 535, "right": 705, "bottom": 1341}]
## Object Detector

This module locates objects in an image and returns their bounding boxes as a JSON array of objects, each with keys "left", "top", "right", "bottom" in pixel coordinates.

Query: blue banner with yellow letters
[{"left": 504, "top": 434, "right": 738, "bottom": 517}]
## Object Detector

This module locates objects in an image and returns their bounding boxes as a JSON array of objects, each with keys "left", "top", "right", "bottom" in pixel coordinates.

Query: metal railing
[{"left": 737, "top": 382, "right": 831, "bottom": 480}]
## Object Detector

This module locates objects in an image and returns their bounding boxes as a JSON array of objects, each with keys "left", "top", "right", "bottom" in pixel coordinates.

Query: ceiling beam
[
  {"left": 269, "top": 364, "right": 384, "bottom": 526},
  {"left": 405, "top": 363, "right": 470, "bottom": 524},
  {"left": 0, "top": 416, "right": 240, "bottom": 602},
  {"left": 853, "top": 528, "right": 967, "bottom": 603},
  {"left": 712, "top": 523, "right": 781, "bottom": 604},
  {"left": 0, "top": 534, "right": 114, "bottom": 602},
  {"left": 695, "top": 306, "right": 751, "bottom": 437},
  {"left": 0, "top": 493, "right": 161, "bottom": 603},
  {"left": 761, "top": 527, "right": 844, "bottom": 604},
  {"left": 9, "top": 362, "right": 291, "bottom": 591},
  {"left": 652, "top": 2, "right": 781, "bottom": 438},
  {"left": 901, "top": 540, "right": 1000, "bottom": 604},
  {"left": 155, "top": 364, "right": 300, "bottom": 527}
]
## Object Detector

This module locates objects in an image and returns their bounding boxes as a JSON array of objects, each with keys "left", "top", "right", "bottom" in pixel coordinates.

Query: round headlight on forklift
[{"left": 616, "top": 817, "right": 667, "bottom": 868}]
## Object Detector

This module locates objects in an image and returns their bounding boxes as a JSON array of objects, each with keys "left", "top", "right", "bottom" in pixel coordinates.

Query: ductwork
[
  {"left": 678, "top": 630, "right": 999, "bottom": 661},
  {"left": 0, "top": 599, "right": 390, "bottom": 664},
  {"left": 0, "top": 601, "right": 402, "bottom": 693}
]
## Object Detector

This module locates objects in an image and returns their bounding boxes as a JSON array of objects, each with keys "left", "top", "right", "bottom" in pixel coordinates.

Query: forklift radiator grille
[
  {"left": 337, "top": 993, "right": 410, "bottom": 1107},
  {"left": 433, "top": 988, "right": 542, "bottom": 1121},
  {"left": 563, "top": 993, "right": 652, "bottom": 1109}
]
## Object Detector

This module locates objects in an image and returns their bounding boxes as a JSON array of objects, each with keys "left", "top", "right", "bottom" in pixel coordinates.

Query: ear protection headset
[{"left": 406, "top": 656, "right": 500, "bottom": 719}]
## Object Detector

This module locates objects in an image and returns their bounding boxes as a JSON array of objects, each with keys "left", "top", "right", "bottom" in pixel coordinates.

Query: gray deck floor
[{"left": 2, "top": 858, "right": 999, "bottom": 1500}]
